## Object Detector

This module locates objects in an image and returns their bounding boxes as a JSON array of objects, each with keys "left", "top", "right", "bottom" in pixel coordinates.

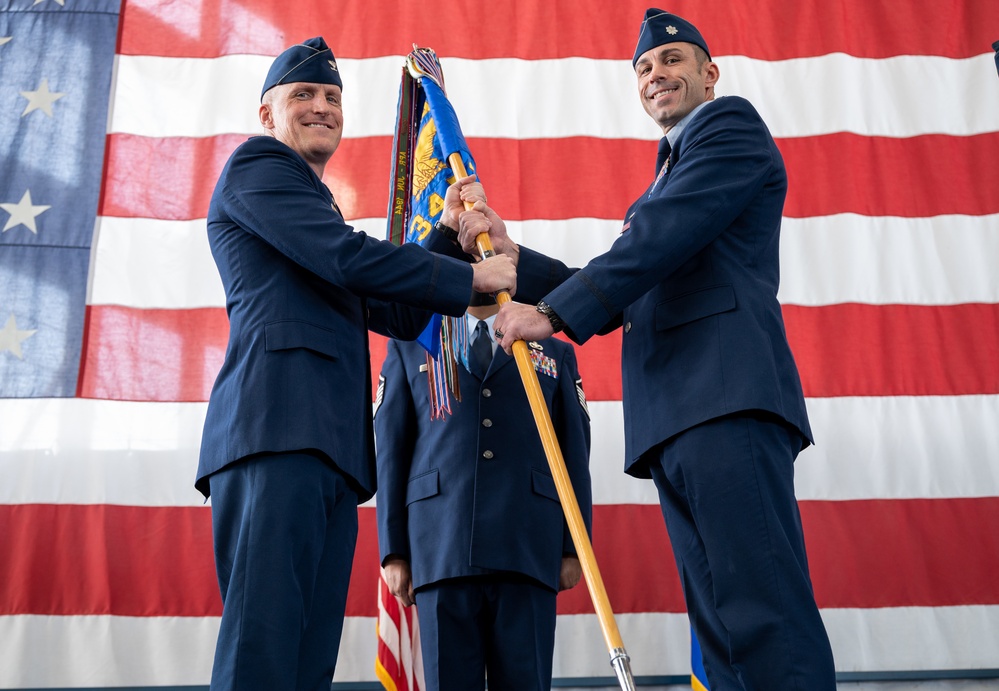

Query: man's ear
[
  {"left": 259, "top": 102, "right": 274, "bottom": 130},
  {"left": 704, "top": 61, "right": 720, "bottom": 89}
]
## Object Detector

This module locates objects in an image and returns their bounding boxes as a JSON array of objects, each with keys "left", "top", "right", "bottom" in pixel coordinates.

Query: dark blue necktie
[
  {"left": 471, "top": 320, "right": 493, "bottom": 378},
  {"left": 655, "top": 137, "right": 672, "bottom": 177},
  {"left": 649, "top": 137, "right": 672, "bottom": 198}
]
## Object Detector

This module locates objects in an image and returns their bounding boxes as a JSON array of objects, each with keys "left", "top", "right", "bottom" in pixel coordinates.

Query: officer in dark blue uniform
[
  {"left": 196, "top": 37, "right": 515, "bottom": 691},
  {"left": 375, "top": 294, "right": 591, "bottom": 691},
  {"left": 456, "top": 9, "right": 837, "bottom": 690}
]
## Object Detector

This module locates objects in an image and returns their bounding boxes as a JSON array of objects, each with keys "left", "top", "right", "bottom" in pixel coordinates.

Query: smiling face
[
  {"left": 259, "top": 81, "right": 344, "bottom": 176},
  {"left": 635, "top": 42, "right": 719, "bottom": 135}
]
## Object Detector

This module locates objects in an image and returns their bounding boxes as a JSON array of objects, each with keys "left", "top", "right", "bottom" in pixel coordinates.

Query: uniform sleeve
[
  {"left": 366, "top": 299, "right": 433, "bottom": 341},
  {"left": 551, "top": 343, "right": 593, "bottom": 554},
  {"left": 423, "top": 225, "right": 475, "bottom": 262},
  {"left": 219, "top": 139, "right": 473, "bottom": 316},
  {"left": 512, "top": 245, "right": 577, "bottom": 305},
  {"left": 374, "top": 340, "right": 419, "bottom": 563},
  {"left": 544, "top": 99, "right": 779, "bottom": 341},
  {"left": 516, "top": 239, "right": 622, "bottom": 341}
]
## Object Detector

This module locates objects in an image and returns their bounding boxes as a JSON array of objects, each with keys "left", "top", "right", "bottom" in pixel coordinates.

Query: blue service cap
[
  {"left": 261, "top": 36, "right": 342, "bottom": 100},
  {"left": 632, "top": 9, "right": 711, "bottom": 66}
]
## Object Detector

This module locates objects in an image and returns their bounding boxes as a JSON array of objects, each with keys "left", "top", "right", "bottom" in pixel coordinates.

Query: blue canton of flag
[{"left": 0, "top": 0, "right": 120, "bottom": 397}]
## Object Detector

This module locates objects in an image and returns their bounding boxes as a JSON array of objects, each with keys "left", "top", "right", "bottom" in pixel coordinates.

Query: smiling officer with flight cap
[
  {"left": 457, "top": 7, "right": 838, "bottom": 690},
  {"left": 197, "top": 35, "right": 516, "bottom": 691}
]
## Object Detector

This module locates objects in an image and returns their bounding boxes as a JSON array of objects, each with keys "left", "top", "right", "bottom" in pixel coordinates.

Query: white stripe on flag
[
  {"left": 88, "top": 214, "right": 999, "bottom": 310},
  {"left": 3, "top": 607, "right": 997, "bottom": 687},
  {"left": 109, "top": 54, "right": 999, "bottom": 139},
  {"left": 90, "top": 217, "right": 225, "bottom": 309},
  {"left": 3, "top": 396, "right": 997, "bottom": 505}
]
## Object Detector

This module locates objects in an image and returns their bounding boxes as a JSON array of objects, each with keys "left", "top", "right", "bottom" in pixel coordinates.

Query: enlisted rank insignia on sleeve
[
  {"left": 529, "top": 349, "right": 558, "bottom": 378},
  {"left": 528, "top": 341, "right": 543, "bottom": 350},
  {"left": 576, "top": 377, "right": 589, "bottom": 418},
  {"left": 373, "top": 374, "right": 386, "bottom": 417}
]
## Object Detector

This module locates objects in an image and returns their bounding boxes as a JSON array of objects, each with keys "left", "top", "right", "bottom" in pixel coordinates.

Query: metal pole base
[{"left": 609, "top": 647, "right": 637, "bottom": 691}]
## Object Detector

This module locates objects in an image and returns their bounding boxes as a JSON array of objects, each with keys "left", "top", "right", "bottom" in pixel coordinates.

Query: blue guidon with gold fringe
[{"left": 387, "top": 46, "right": 480, "bottom": 418}]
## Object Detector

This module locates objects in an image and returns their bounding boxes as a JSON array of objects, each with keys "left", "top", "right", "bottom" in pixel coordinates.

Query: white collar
[{"left": 465, "top": 311, "right": 498, "bottom": 351}]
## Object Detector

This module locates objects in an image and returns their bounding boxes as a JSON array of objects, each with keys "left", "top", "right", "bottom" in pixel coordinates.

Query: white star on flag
[
  {"left": 1, "top": 190, "right": 51, "bottom": 233},
  {"left": 0, "top": 36, "right": 12, "bottom": 50},
  {"left": 20, "top": 77, "right": 65, "bottom": 117},
  {"left": 32, "top": 0, "right": 66, "bottom": 5},
  {"left": 0, "top": 313, "right": 36, "bottom": 360}
]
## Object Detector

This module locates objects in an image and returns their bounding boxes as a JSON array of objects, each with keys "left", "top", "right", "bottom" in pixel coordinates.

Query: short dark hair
[{"left": 692, "top": 45, "right": 710, "bottom": 69}]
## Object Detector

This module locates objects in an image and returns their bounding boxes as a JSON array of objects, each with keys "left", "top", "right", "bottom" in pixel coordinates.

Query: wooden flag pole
[{"left": 449, "top": 154, "right": 636, "bottom": 690}]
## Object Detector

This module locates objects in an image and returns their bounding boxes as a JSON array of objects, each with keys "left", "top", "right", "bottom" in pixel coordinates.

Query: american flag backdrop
[{"left": 1, "top": 0, "right": 998, "bottom": 687}]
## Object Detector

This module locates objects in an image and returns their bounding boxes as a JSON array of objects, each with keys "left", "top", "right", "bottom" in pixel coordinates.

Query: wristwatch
[{"left": 536, "top": 301, "right": 566, "bottom": 333}]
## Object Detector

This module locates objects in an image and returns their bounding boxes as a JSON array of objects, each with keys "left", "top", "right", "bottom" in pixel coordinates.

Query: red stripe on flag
[
  {"left": 0, "top": 503, "right": 219, "bottom": 617},
  {"left": 562, "top": 499, "right": 999, "bottom": 613},
  {"left": 78, "top": 303, "right": 999, "bottom": 402},
  {"left": 785, "top": 303, "right": 999, "bottom": 398},
  {"left": 5, "top": 499, "right": 999, "bottom": 617},
  {"left": 99, "top": 134, "right": 246, "bottom": 221},
  {"left": 778, "top": 133, "right": 999, "bottom": 219},
  {"left": 100, "top": 134, "right": 399, "bottom": 222},
  {"left": 100, "top": 133, "right": 999, "bottom": 222},
  {"left": 78, "top": 305, "right": 228, "bottom": 402},
  {"left": 117, "top": 0, "right": 994, "bottom": 60},
  {"left": 802, "top": 498, "right": 999, "bottom": 609},
  {"left": 0, "top": 504, "right": 377, "bottom": 618}
]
